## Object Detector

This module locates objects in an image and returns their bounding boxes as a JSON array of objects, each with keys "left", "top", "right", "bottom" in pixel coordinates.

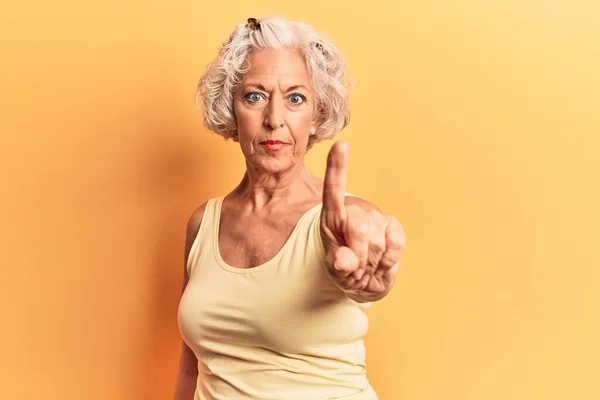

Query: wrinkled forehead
[{"left": 242, "top": 48, "right": 312, "bottom": 89}]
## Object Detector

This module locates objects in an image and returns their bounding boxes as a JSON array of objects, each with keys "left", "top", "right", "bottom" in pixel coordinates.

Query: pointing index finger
[{"left": 323, "top": 141, "right": 349, "bottom": 213}]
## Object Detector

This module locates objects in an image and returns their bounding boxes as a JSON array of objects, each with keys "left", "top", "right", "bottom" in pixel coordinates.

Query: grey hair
[{"left": 195, "top": 16, "right": 352, "bottom": 148}]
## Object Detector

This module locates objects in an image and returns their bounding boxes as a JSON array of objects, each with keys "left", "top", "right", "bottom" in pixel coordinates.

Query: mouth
[{"left": 260, "top": 140, "right": 288, "bottom": 151}]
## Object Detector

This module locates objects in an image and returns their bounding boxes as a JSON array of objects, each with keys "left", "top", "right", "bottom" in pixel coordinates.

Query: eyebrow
[{"left": 243, "top": 83, "right": 309, "bottom": 93}]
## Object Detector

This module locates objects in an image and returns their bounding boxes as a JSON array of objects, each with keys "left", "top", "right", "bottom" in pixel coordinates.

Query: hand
[{"left": 320, "top": 141, "right": 406, "bottom": 302}]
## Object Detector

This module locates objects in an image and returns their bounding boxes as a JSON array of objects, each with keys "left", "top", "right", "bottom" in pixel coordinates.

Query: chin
[{"left": 254, "top": 157, "right": 294, "bottom": 174}]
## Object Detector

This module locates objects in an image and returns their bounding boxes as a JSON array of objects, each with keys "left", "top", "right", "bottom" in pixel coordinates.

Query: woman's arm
[
  {"left": 320, "top": 142, "right": 406, "bottom": 303},
  {"left": 174, "top": 203, "right": 207, "bottom": 400},
  {"left": 174, "top": 341, "right": 199, "bottom": 400}
]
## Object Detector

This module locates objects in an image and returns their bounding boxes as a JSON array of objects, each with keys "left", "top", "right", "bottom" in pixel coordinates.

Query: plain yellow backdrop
[{"left": 1, "top": 1, "right": 599, "bottom": 399}]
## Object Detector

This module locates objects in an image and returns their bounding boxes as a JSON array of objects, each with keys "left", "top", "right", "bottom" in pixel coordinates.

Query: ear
[{"left": 310, "top": 106, "right": 321, "bottom": 136}]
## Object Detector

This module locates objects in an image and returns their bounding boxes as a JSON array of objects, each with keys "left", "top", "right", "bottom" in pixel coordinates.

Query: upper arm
[{"left": 178, "top": 202, "right": 208, "bottom": 375}]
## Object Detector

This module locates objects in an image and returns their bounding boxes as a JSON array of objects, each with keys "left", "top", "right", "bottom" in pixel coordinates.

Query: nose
[{"left": 264, "top": 95, "right": 285, "bottom": 130}]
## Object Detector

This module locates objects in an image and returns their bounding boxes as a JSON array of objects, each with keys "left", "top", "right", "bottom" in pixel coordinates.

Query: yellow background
[{"left": 1, "top": 1, "right": 599, "bottom": 399}]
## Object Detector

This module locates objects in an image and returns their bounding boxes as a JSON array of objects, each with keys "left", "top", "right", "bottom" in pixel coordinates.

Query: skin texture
[
  {"left": 217, "top": 48, "right": 325, "bottom": 270},
  {"left": 174, "top": 48, "right": 406, "bottom": 399}
]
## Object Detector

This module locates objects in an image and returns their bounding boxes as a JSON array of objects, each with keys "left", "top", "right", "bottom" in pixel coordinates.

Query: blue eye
[
  {"left": 289, "top": 93, "right": 306, "bottom": 105},
  {"left": 245, "top": 92, "right": 264, "bottom": 103}
]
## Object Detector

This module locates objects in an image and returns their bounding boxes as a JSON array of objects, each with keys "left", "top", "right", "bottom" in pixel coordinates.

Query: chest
[
  {"left": 217, "top": 209, "right": 305, "bottom": 269},
  {"left": 179, "top": 250, "right": 367, "bottom": 356}
]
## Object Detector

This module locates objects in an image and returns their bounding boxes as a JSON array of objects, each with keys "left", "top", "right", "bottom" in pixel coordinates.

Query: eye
[
  {"left": 288, "top": 93, "right": 306, "bottom": 105},
  {"left": 244, "top": 92, "right": 265, "bottom": 103}
]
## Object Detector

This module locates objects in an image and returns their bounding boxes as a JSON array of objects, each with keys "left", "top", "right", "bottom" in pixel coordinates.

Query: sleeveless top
[{"left": 177, "top": 196, "right": 378, "bottom": 400}]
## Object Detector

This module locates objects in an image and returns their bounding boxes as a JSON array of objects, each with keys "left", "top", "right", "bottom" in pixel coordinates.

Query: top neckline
[{"left": 212, "top": 196, "right": 322, "bottom": 274}]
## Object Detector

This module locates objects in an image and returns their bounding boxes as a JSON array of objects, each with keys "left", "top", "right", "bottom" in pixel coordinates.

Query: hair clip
[
  {"left": 313, "top": 42, "right": 327, "bottom": 57},
  {"left": 246, "top": 17, "right": 261, "bottom": 31},
  {"left": 313, "top": 42, "right": 327, "bottom": 55}
]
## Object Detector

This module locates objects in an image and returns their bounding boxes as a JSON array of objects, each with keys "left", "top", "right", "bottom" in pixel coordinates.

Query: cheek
[
  {"left": 289, "top": 115, "right": 314, "bottom": 157},
  {"left": 235, "top": 106, "right": 263, "bottom": 136},
  {"left": 290, "top": 111, "right": 314, "bottom": 138},
  {"left": 234, "top": 106, "right": 252, "bottom": 128}
]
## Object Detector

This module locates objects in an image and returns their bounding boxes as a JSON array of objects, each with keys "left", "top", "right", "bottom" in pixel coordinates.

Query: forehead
[{"left": 243, "top": 48, "right": 311, "bottom": 87}]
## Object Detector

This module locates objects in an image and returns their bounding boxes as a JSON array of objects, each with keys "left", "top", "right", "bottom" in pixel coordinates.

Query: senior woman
[{"left": 176, "top": 16, "right": 406, "bottom": 400}]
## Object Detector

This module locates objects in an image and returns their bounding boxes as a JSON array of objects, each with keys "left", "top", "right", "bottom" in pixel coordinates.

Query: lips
[
  {"left": 260, "top": 140, "right": 286, "bottom": 145},
  {"left": 260, "top": 140, "right": 287, "bottom": 151}
]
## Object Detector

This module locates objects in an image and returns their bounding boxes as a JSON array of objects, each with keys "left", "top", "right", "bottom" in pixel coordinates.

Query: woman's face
[{"left": 233, "top": 48, "right": 317, "bottom": 174}]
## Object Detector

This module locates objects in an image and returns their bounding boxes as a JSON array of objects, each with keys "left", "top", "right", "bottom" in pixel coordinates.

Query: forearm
[{"left": 174, "top": 371, "right": 198, "bottom": 400}]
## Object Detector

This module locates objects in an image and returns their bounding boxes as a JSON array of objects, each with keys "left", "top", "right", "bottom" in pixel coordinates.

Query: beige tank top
[{"left": 177, "top": 196, "right": 377, "bottom": 399}]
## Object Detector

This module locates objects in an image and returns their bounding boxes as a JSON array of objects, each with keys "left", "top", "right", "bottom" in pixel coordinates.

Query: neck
[{"left": 233, "top": 161, "right": 320, "bottom": 210}]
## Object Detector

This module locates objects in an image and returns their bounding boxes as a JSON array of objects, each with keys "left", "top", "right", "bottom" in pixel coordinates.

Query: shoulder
[
  {"left": 184, "top": 201, "right": 208, "bottom": 272},
  {"left": 186, "top": 202, "right": 208, "bottom": 237},
  {"left": 183, "top": 201, "right": 210, "bottom": 269},
  {"left": 180, "top": 201, "right": 211, "bottom": 286}
]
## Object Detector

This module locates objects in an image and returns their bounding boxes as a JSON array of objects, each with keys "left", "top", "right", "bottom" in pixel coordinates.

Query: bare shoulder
[{"left": 186, "top": 202, "right": 208, "bottom": 243}]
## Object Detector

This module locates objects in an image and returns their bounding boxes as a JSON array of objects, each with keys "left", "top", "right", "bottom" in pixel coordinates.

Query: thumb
[{"left": 327, "top": 245, "right": 359, "bottom": 276}]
